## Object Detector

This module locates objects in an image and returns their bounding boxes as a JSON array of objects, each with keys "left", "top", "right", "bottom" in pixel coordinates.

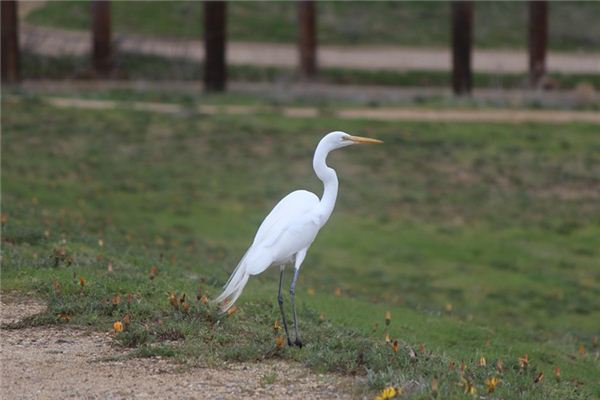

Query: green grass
[
  {"left": 2, "top": 94, "right": 599, "bottom": 398},
  {"left": 26, "top": 1, "right": 600, "bottom": 51}
]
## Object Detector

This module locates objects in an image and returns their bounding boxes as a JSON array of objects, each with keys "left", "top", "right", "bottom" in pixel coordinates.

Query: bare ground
[{"left": 0, "top": 294, "right": 360, "bottom": 399}]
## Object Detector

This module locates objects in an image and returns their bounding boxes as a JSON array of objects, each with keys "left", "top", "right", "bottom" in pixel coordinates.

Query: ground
[{"left": 1, "top": 294, "right": 358, "bottom": 399}]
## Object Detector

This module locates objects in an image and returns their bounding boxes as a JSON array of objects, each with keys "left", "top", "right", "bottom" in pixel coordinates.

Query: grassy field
[
  {"left": 2, "top": 93, "right": 599, "bottom": 398},
  {"left": 26, "top": 1, "right": 600, "bottom": 51}
]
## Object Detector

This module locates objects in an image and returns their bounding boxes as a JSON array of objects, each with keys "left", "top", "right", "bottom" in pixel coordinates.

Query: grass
[
  {"left": 26, "top": 1, "right": 600, "bottom": 51},
  {"left": 19, "top": 51, "right": 600, "bottom": 98},
  {"left": 2, "top": 93, "right": 600, "bottom": 398}
]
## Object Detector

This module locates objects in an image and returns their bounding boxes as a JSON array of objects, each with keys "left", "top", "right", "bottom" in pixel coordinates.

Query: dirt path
[
  {"left": 19, "top": 21, "right": 600, "bottom": 74},
  {"left": 0, "top": 295, "right": 359, "bottom": 399}
]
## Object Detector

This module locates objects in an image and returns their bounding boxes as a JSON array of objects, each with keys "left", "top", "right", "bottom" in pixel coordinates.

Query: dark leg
[
  {"left": 290, "top": 267, "right": 302, "bottom": 348},
  {"left": 277, "top": 266, "right": 292, "bottom": 346}
]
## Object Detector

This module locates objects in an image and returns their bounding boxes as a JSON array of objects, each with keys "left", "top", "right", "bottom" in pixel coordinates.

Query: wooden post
[
  {"left": 91, "top": 0, "right": 112, "bottom": 77},
  {"left": 451, "top": 1, "right": 473, "bottom": 96},
  {"left": 528, "top": 1, "right": 548, "bottom": 88},
  {"left": 1, "top": 0, "right": 20, "bottom": 84},
  {"left": 298, "top": 1, "right": 317, "bottom": 79},
  {"left": 203, "top": 1, "right": 227, "bottom": 92}
]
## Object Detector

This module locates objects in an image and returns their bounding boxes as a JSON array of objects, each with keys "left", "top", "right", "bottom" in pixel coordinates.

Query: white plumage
[{"left": 213, "top": 131, "right": 382, "bottom": 347}]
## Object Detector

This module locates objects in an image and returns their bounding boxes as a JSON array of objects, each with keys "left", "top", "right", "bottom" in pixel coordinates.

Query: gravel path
[
  {"left": 18, "top": 10, "right": 600, "bottom": 75},
  {"left": 0, "top": 294, "right": 359, "bottom": 399}
]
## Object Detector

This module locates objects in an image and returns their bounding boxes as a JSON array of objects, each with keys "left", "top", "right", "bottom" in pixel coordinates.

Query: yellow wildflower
[
  {"left": 485, "top": 376, "right": 500, "bottom": 393},
  {"left": 113, "top": 321, "right": 123, "bottom": 333}
]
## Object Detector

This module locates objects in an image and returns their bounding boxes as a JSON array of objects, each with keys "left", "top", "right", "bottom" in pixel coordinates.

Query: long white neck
[{"left": 313, "top": 141, "right": 338, "bottom": 225}]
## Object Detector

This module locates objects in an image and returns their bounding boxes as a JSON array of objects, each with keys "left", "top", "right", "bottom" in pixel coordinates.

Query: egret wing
[{"left": 252, "top": 190, "right": 319, "bottom": 247}]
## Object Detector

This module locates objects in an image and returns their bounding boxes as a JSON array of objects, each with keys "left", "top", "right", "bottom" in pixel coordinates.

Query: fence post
[
  {"left": 528, "top": 1, "right": 548, "bottom": 88},
  {"left": 91, "top": 0, "right": 112, "bottom": 77},
  {"left": 1, "top": 0, "right": 20, "bottom": 84},
  {"left": 204, "top": 1, "right": 227, "bottom": 92},
  {"left": 451, "top": 1, "right": 473, "bottom": 96},
  {"left": 298, "top": 1, "right": 317, "bottom": 79}
]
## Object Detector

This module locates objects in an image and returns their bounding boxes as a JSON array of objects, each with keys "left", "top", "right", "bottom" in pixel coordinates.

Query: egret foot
[{"left": 294, "top": 338, "right": 303, "bottom": 348}]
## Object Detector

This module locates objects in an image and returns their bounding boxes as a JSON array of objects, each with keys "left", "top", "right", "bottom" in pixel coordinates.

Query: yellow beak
[{"left": 348, "top": 135, "right": 383, "bottom": 144}]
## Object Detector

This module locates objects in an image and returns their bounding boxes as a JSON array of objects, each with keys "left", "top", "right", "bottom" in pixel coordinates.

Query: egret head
[{"left": 322, "top": 131, "right": 383, "bottom": 151}]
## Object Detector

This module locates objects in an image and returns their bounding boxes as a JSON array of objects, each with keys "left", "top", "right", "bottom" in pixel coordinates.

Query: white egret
[{"left": 213, "top": 131, "right": 382, "bottom": 347}]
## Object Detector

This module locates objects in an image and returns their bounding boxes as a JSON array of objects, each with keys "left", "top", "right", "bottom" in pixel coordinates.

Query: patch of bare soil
[{"left": 1, "top": 295, "right": 360, "bottom": 399}]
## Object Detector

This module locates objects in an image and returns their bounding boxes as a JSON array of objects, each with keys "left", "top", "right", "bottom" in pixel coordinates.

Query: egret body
[{"left": 214, "top": 131, "right": 382, "bottom": 346}]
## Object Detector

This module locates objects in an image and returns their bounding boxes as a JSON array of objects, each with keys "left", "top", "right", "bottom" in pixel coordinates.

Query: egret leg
[
  {"left": 290, "top": 267, "right": 302, "bottom": 348},
  {"left": 277, "top": 266, "right": 292, "bottom": 346}
]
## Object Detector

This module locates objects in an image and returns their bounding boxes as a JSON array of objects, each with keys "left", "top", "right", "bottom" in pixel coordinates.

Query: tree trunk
[
  {"left": 1, "top": 0, "right": 20, "bottom": 84},
  {"left": 203, "top": 1, "right": 227, "bottom": 92},
  {"left": 528, "top": 1, "right": 548, "bottom": 88},
  {"left": 91, "top": 0, "right": 112, "bottom": 77},
  {"left": 298, "top": 1, "right": 317, "bottom": 79},
  {"left": 451, "top": 1, "right": 473, "bottom": 96}
]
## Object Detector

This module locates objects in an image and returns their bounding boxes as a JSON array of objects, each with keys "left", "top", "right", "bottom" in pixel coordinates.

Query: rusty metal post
[
  {"left": 1, "top": 0, "right": 20, "bottom": 84},
  {"left": 528, "top": 1, "right": 548, "bottom": 88},
  {"left": 298, "top": 1, "right": 317, "bottom": 79},
  {"left": 203, "top": 1, "right": 227, "bottom": 92},
  {"left": 91, "top": 0, "right": 112, "bottom": 77},
  {"left": 451, "top": 1, "right": 473, "bottom": 96}
]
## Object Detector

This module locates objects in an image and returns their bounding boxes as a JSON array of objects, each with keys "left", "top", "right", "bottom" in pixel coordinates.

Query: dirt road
[{"left": 0, "top": 295, "right": 359, "bottom": 399}]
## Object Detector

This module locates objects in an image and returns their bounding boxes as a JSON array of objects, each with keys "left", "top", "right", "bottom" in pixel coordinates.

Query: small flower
[
  {"left": 431, "top": 377, "right": 438, "bottom": 394},
  {"left": 374, "top": 386, "right": 399, "bottom": 400},
  {"left": 448, "top": 361, "right": 456, "bottom": 371},
  {"left": 113, "top": 321, "right": 123, "bottom": 332},
  {"left": 578, "top": 344, "right": 585, "bottom": 355},
  {"left": 392, "top": 340, "right": 399, "bottom": 353},
  {"left": 274, "top": 319, "right": 281, "bottom": 332},
  {"left": 57, "top": 312, "right": 71, "bottom": 322},
  {"left": 182, "top": 303, "right": 190, "bottom": 313},
  {"left": 107, "top": 261, "right": 113, "bottom": 272},
  {"left": 534, "top": 372, "right": 544, "bottom": 383},
  {"left": 169, "top": 293, "right": 179, "bottom": 309},
  {"left": 123, "top": 314, "right": 130, "bottom": 326},
  {"left": 149, "top": 265, "right": 158, "bottom": 280},
  {"left": 200, "top": 295, "right": 208, "bottom": 305},
  {"left": 98, "top": 239, "right": 104, "bottom": 247},
  {"left": 112, "top": 294, "right": 121, "bottom": 305},
  {"left": 334, "top": 287, "right": 342, "bottom": 297},
  {"left": 79, "top": 277, "right": 86, "bottom": 287},
  {"left": 385, "top": 333, "right": 391, "bottom": 344},
  {"left": 485, "top": 376, "right": 501, "bottom": 393},
  {"left": 478, "top": 356, "right": 487, "bottom": 366},
  {"left": 385, "top": 311, "right": 391, "bottom": 326}
]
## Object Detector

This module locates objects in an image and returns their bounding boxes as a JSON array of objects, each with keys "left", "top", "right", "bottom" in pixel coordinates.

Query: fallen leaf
[
  {"left": 275, "top": 335, "right": 285, "bottom": 349},
  {"left": 227, "top": 305, "right": 238, "bottom": 316},
  {"left": 553, "top": 366, "right": 561, "bottom": 381},
  {"left": 519, "top": 353, "right": 529, "bottom": 369},
  {"left": 496, "top": 359, "right": 504, "bottom": 373}
]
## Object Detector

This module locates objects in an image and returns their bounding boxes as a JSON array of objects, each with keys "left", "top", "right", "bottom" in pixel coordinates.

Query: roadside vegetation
[
  {"left": 2, "top": 93, "right": 599, "bottom": 398},
  {"left": 26, "top": 1, "right": 600, "bottom": 51}
]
